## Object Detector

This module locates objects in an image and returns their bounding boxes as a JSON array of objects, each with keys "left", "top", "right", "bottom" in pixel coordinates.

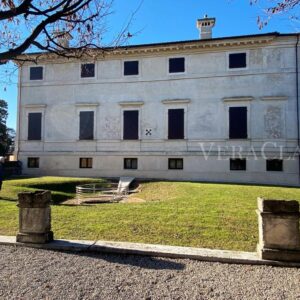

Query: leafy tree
[
  {"left": 0, "top": 0, "right": 131, "bottom": 65},
  {"left": 250, "top": 0, "right": 300, "bottom": 28},
  {"left": 0, "top": 99, "right": 13, "bottom": 155}
]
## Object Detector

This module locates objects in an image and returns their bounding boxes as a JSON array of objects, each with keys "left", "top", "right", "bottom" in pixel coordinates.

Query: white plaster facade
[{"left": 16, "top": 32, "right": 300, "bottom": 186}]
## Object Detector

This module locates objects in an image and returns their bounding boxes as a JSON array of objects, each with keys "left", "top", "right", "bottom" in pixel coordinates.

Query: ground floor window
[
  {"left": 266, "top": 159, "right": 283, "bottom": 172},
  {"left": 80, "top": 158, "right": 93, "bottom": 169},
  {"left": 27, "top": 157, "right": 39, "bottom": 168},
  {"left": 168, "top": 158, "right": 183, "bottom": 170},
  {"left": 124, "top": 158, "right": 138, "bottom": 170},
  {"left": 230, "top": 158, "right": 246, "bottom": 171}
]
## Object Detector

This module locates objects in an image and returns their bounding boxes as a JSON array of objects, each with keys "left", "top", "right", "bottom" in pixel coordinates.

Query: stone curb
[{"left": 0, "top": 236, "right": 299, "bottom": 267}]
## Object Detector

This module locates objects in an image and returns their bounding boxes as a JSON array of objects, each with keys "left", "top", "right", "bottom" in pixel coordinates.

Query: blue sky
[{"left": 0, "top": 0, "right": 298, "bottom": 130}]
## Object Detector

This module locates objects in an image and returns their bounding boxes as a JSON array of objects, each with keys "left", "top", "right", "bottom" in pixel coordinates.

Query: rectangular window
[
  {"left": 229, "top": 107, "right": 247, "bottom": 139},
  {"left": 168, "top": 158, "right": 183, "bottom": 170},
  {"left": 123, "top": 110, "right": 139, "bottom": 140},
  {"left": 124, "top": 61, "right": 139, "bottom": 76},
  {"left": 168, "top": 109, "right": 184, "bottom": 139},
  {"left": 27, "top": 157, "right": 39, "bottom": 168},
  {"left": 124, "top": 158, "right": 138, "bottom": 170},
  {"left": 229, "top": 53, "right": 247, "bottom": 69},
  {"left": 79, "top": 158, "right": 93, "bottom": 168},
  {"left": 169, "top": 57, "right": 185, "bottom": 73},
  {"left": 230, "top": 158, "right": 246, "bottom": 171},
  {"left": 81, "top": 63, "right": 95, "bottom": 78},
  {"left": 79, "top": 111, "right": 94, "bottom": 140},
  {"left": 266, "top": 159, "right": 283, "bottom": 172},
  {"left": 30, "top": 66, "right": 43, "bottom": 80},
  {"left": 28, "top": 112, "right": 42, "bottom": 140}
]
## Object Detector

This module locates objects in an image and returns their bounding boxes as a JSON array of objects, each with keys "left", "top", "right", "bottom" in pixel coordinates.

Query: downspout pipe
[{"left": 296, "top": 34, "right": 300, "bottom": 183}]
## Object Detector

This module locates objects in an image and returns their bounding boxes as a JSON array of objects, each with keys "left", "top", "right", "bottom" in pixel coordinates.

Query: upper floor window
[
  {"left": 30, "top": 66, "right": 43, "bottom": 80},
  {"left": 168, "top": 108, "right": 184, "bottom": 139},
  {"left": 79, "top": 111, "right": 94, "bottom": 140},
  {"left": 123, "top": 110, "right": 139, "bottom": 140},
  {"left": 229, "top": 107, "right": 248, "bottom": 139},
  {"left": 229, "top": 53, "right": 247, "bottom": 69},
  {"left": 28, "top": 112, "right": 42, "bottom": 140},
  {"left": 124, "top": 61, "right": 139, "bottom": 76},
  {"left": 81, "top": 63, "right": 95, "bottom": 78},
  {"left": 169, "top": 57, "right": 185, "bottom": 73}
]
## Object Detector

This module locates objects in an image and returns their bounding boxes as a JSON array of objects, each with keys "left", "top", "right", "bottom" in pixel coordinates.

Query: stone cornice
[
  {"left": 260, "top": 96, "right": 288, "bottom": 101},
  {"left": 17, "top": 35, "right": 279, "bottom": 64},
  {"left": 75, "top": 103, "right": 100, "bottom": 107},
  {"left": 222, "top": 96, "right": 254, "bottom": 102},
  {"left": 24, "top": 104, "right": 47, "bottom": 109},
  {"left": 162, "top": 99, "right": 191, "bottom": 105},
  {"left": 118, "top": 101, "right": 144, "bottom": 107}
]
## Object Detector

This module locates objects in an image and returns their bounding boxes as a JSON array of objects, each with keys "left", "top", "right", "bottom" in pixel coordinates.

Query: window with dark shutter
[
  {"left": 229, "top": 107, "right": 247, "bottom": 139},
  {"left": 230, "top": 159, "right": 246, "bottom": 171},
  {"left": 169, "top": 57, "right": 185, "bottom": 73},
  {"left": 28, "top": 157, "right": 39, "bottom": 168},
  {"left": 79, "top": 111, "right": 94, "bottom": 140},
  {"left": 79, "top": 158, "right": 93, "bottom": 168},
  {"left": 168, "top": 109, "right": 184, "bottom": 139},
  {"left": 266, "top": 159, "right": 283, "bottom": 172},
  {"left": 81, "top": 63, "right": 95, "bottom": 78},
  {"left": 124, "top": 158, "right": 138, "bottom": 170},
  {"left": 123, "top": 110, "right": 139, "bottom": 140},
  {"left": 229, "top": 53, "right": 247, "bottom": 69},
  {"left": 28, "top": 113, "right": 42, "bottom": 140},
  {"left": 124, "top": 61, "right": 139, "bottom": 76},
  {"left": 168, "top": 158, "right": 183, "bottom": 170},
  {"left": 30, "top": 66, "right": 43, "bottom": 80}
]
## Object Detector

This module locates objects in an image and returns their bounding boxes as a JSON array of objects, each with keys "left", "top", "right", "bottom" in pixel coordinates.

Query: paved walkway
[{"left": 0, "top": 245, "right": 299, "bottom": 300}]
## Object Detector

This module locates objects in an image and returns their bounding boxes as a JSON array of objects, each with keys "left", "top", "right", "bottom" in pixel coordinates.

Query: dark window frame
[
  {"left": 168, "top": 158, "right": 184, "bottom": 170},
  {"left": 124, "top": 60, "right": 139, "bottom": 76},
  {"left": 79, "top": 158, "right": 93, "bottom": 169},
  {"left": 79, "top": 111, "right": 94, "bottom": 140},
  {"left": 81, "top": 63, "right": 95, "bottom": 78},
  {"left": 169, "top": 57, "right": 185, "bottom": 74},
  {"left": 123, "top": 110, "right": 139, "bottom": 140},
  {"left": 230, "top": 158, "right": 247, "bottom": 171},
  {"left": 28, "top": 112, "right": 42, "bottom": 141},
  {"left": 228, "top": 52, "right": 247, "bottom": 69},
  {"left": 168, "top": 108, "right": 185, "bottom": 140},
  {"left": 266, "top": 159, "right": 283, "bottom": 172},
  {"left": 124, "top": 158, "right": 138, "bottom": 170},
  {"left": 27, "top": 157, "right": 39, "bottom": 168},
  {"left": 229, "top": 106, "right": 248, "bottom": 140},
  {"left": 29, "top": 66, "right": 43, "bottom": 80}
]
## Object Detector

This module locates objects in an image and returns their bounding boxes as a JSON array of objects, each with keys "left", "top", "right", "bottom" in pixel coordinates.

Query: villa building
[{"left": 15, "top": 17, "right": 300, "bottom": 185}]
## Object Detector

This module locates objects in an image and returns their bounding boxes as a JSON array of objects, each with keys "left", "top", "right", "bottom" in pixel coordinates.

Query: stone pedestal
[
  {"left": 16, "top": 190, "right": 54, "bottom": 244},
  {"left": 257, "top": 197, "right": 300, "bottom": 262}
]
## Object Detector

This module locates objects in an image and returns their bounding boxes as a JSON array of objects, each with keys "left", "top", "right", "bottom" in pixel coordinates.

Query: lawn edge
[{"left": 0, "top": 236, "right": 299, "bottom": 268}]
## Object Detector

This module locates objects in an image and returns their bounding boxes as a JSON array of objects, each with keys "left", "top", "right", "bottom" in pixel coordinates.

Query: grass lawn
[{"left": 0, "top": 176, "right": 299, "bottom": 251}]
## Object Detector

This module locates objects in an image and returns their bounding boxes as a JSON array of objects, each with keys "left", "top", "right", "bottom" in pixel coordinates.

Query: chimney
[
  {"left": 53, "top": 30, "right": 73, "bottom": 48},
  {"left": 196, "top": 15, "right": 216, "bottom": 39}
]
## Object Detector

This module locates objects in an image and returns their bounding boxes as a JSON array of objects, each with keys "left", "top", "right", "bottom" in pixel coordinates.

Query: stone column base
[
  {"left": 257, "top": 245, "right": 300, "bottom": 262},
  {"left": 16, "top": 231, "right": 54, "bottom": 244}
]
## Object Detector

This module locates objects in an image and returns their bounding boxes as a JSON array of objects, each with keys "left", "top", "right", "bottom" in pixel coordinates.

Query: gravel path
[{"left": 0, "top": 245, "right": 299, "bottom": 300}]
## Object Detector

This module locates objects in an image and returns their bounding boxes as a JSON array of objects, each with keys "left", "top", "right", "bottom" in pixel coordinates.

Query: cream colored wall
[{"left": 16, "top": 36, "right": 300, "bottom": 185}]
